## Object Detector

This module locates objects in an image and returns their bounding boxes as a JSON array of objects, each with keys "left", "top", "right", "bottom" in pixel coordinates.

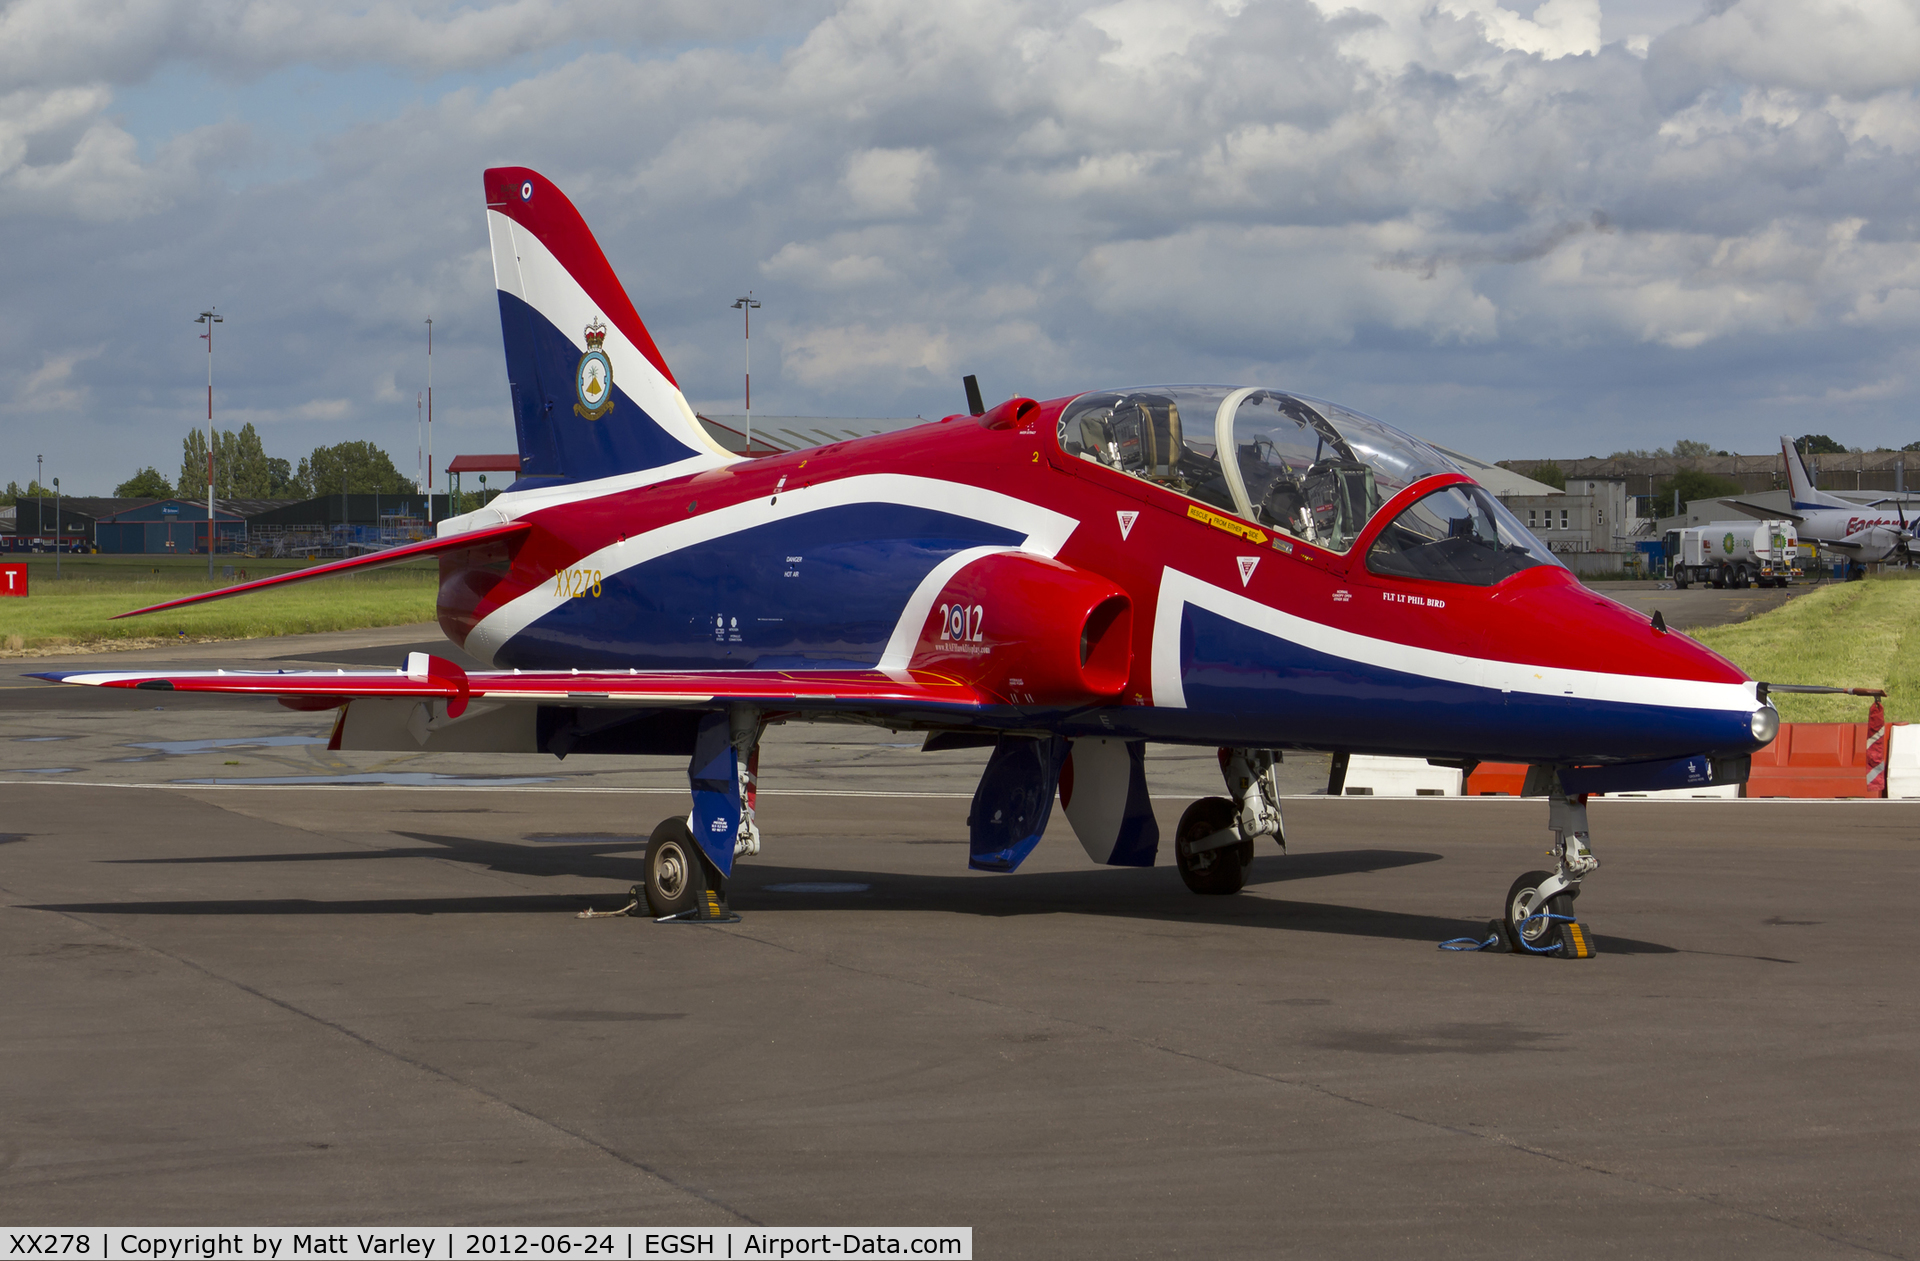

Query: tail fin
[
  {"left": 1780, "top": 435, "right": 1849, "bottom": 510},
  {"left": 484, "top": 167, "right": 732, "bottom": 489}
]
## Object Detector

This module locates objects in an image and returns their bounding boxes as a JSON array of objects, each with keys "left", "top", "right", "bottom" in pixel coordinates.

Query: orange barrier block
[
  {"left": 1745, "top": 723, "right": 1876, "bottom": 798},
  {"left": 1468, "top": 726, "right": 1881, "bottom": 800},
  {"left": 1466, "top": 762, "right": 1528, "bottom": 796}
]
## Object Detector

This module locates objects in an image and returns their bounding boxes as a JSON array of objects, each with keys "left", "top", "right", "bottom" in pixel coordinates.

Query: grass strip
[
  {"left": 1691, "top": 575, "right": 1920, "bottom": 723},
  {"left": 1, "top": 555, "right": 436, "bottom": 654}
]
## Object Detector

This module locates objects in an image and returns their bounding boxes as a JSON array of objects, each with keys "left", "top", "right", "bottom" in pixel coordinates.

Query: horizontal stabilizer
[
  {"left": 1716, "top": 500, "right": 1803, "bottom": 524},
  {"left": 112, "top": 520, "right": 533, "bottom": 619}
]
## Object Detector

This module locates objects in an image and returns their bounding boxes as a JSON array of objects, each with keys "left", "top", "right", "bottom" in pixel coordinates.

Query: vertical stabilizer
[
  {"left": 1780, "top": 436, "right": 1850, "bottom": 510},
  {"left": 484, "top": 167, "right": 733, "bottom": 489}
]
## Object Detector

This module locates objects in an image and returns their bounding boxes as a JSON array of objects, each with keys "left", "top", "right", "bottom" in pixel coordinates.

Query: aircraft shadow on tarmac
[{"left": 40, "top": 832, "right": 1681, "bottom": 953}]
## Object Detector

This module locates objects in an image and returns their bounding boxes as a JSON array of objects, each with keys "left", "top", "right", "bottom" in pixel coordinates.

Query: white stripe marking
[
  {"left": 467, "top": 475, "right": 1078, "bottom": 667},
  {"left": 1150, "top": 567, "right": 1755, "bottom": 714}
]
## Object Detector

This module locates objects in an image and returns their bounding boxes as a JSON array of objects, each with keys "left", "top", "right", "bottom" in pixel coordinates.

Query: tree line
[{"left": 103, "top": 424, "right": 419, "bottom": 500}]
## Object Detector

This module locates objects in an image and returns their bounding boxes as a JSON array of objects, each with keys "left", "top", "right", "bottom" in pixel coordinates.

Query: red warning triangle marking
[
  {"left": 1117, "top": 510, "right": 1139, "bottom": 540},
  {"left": 1237, "top": 556, "right": 1259, "bottom": 586}
]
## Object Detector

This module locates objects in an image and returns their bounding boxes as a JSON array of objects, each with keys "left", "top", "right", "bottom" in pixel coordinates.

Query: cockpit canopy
[{"left": 1057, "top": 385, "right": 1560, "bottom": 584}]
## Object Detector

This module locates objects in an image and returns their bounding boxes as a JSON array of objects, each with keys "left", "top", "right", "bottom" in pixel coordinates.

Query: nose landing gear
[{"left": 1499, "top": 780, "right": 1599, "bottom": 957}]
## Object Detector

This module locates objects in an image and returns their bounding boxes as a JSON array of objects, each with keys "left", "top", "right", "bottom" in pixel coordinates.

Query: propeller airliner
[
  {"left": 34, "top": 167, "right": 1782, "bottom": 948},
  {"left": 1716, "top": 438, "right": 1917, "bottom": 568}
]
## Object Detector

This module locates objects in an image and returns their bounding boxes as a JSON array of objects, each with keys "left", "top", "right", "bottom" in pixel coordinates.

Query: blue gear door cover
[
  {"left": 687, "top": 711, "right": 741, "bottom": 877},
  {"left": 968, "top": 736, "right": 1068, "bottom": 872}
]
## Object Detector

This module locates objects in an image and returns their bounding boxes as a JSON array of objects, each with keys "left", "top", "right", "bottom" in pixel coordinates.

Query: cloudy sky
[{"left": 5, "top": 0, "right": 1920, "bottom": 494}]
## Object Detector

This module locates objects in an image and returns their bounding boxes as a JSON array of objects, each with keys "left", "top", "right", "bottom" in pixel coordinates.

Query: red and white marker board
[{"left": 1, "top": 562, "right": 26, "bottom": 597}]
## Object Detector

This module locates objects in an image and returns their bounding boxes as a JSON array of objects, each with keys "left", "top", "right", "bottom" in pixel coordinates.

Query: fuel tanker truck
[{"left": 1666, "top": 520, "right": 1803, "bottom": 588}]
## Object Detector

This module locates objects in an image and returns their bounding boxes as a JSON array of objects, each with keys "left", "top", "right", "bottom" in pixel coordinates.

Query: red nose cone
[{"left": 1487, "top": 567, "right": 1747, "bottom": 685}]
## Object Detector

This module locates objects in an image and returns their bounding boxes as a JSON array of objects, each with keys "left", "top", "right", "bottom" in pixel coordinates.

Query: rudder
[{"left": 485, "top": 167, "right": 732, "bottom": 489}]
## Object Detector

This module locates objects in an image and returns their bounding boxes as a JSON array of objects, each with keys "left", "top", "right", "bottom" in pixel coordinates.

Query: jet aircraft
[
  {"left": 34, "top": 168, "right": 1782, "bottom": 949},
  {"left": 1717, "top": 438, "right": 1916, "bottom": 566}
]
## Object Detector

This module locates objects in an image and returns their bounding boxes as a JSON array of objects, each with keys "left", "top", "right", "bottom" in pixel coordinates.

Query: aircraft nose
[{"left": 1488, "top": 571, "right": 1764, "bottom": 761}]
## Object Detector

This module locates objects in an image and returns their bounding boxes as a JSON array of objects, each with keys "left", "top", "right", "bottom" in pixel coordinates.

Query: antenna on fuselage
[{"left": 963, "top": 374, "right": 985, "bottom": 417}]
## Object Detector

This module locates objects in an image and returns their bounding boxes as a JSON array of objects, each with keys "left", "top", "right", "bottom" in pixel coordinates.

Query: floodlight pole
[
  {"left": 52, "top": 478, "right": 59, "bottom": 578},
  {"left": 36, "top": 453, "right": 42, "bottom": 553},
  {"left": 417, "top": 391, "right": 424, "bottom": 494},
  {"left": 732, "top": 294, "right": 760, "bottom": 455},
  {"left": 196, "top": 308, "right": 222, "bottom": 577},
  {"left": 424, "top": 318, "right": 434, "bottom": 524}
]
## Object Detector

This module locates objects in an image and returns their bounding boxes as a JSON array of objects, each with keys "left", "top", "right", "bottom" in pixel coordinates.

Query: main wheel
[
  {"left": 643, "top": 816, "right": 710, "bottom": 918},
  {"left": 1673, "top": 573, "right": 1689, "bottom": 589},
  {"left": 1505, "top": 869, "right": 1575, "bottom": 953},
  {"left": 1174, "top": 797, "right": 1252, "bottom": 895}
]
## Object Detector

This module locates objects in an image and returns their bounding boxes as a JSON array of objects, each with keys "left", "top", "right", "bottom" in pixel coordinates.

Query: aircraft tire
[
  {"left": 1174, "top": 797, "right": 1251, "bottom": 895},
  {"left": 1505, "top": 869, "right": 1575, "bottom": 954},
  {"left": 643, "top": 815, "right": 710, "bottom": 918}
]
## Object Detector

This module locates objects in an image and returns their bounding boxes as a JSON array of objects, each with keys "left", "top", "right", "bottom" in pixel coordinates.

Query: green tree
[
  {"left": 114, "top": 467, "right": 174, "bottom": 498},
  {"left": 1657, "top": 467, "right": 1745, "bottom": 511},
  {"left": 1531, "top": 461, "right": 1567, "bottom": 490},
  {"left": 219, "top": 423, "right": 274, "bottom": 497},
  {"left": 1670, "top": 438, "right": 1716, "bottom": 458},
  {"left": 180, "top": 429, "right": 212, "bottom": 498},
  {"left": 298, "top": 441, "right": 414, "bottom": 495},
  {"left": 182, "top": 423, "right": 282, "bottom": 498},
  {"left": 6, "top": 479, "right": 53, "bottom": 499},
  {"left": 1795, "top": 433, "right": 1847, "bottom": 455},
  {"left": 1901, "top": 440, "right": 1920, "bottom": 453},
  {"left": 264, "top": 456, "right": 301, "bottom": 497}
]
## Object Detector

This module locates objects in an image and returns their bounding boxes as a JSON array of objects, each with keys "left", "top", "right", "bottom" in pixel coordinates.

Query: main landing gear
[
  {"left": 1174, "top": 748, "right": 1285, "bottom": 895},
  {"left": 640, "top": 704, "right": 762, "bottom": 921},
  {"left": 1500, "top": 781, "right": 1599, "bottom": 956}
]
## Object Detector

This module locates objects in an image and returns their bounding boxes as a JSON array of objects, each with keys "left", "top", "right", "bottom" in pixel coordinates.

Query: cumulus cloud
[{"left": 9, "top": 0, "right": 1920, "bottom": 492}]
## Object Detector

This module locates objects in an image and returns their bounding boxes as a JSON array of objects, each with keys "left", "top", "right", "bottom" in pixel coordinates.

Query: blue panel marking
[
  {"left": 969, "top": 736, "right": 1068, "bottom": 873},
  {"left": 497, "top": 291, "right": 700, "bottom": 484},
  {"left": 1106, "top": 739, "right": 1161, "bottom": 867},
  {"left": 502, "top": 504, "right": 1023, "bottom": 670},
  {"left": 687, "top": 711, "right": 739, "bottom": 878},
  {"left": 1179, "top": 605, "right": 1757, "bottom": 764},
  {"left": 1559, "top": 755, "right": 1721, "bottom": 795}
]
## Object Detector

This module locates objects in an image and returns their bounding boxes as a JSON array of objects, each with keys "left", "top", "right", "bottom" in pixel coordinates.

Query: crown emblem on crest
[{"left": 574, "top": 319, "right": 615, "bottom": 420}]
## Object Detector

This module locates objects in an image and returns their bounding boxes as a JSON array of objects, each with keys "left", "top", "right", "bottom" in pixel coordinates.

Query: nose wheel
[{"left": 1505, "top": 869, "right": 1576, "bottom": 950}]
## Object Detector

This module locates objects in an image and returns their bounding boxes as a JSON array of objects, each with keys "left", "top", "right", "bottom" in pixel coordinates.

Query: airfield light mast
[
  {"left": 417, "top": 391, "right": 423, "bottom": 498},
  {"left": 425, "top": 318, "right": 434, "bottom": 524},
  {"left": 36, "top": 453, "right": 42, "bottom": 553},
  {"left": 732, "top": 294, "right": 760, "bottom": 455},
  {"left": 195, "top": 308, "right": 222, "bottom": 578},
  {"left": 52, "top": 478, "right": 59, "bottom": 578}
]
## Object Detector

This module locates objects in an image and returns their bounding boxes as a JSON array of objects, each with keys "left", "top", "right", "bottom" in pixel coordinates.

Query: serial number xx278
[{"left": 553, "top": 568, "right": 603, "bottom": 599}]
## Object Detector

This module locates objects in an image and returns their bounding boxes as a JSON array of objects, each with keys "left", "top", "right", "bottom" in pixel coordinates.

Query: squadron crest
[{"left": 574, "top": 319, "right": 614, "bottom": 420}]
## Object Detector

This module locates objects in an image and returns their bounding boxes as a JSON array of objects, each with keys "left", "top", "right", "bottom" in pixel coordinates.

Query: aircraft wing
[
  {"left": 28, "top": 659, "right": 985, "bottom": 714},
  {"left": 1717, "top": 499, "right": 1804, "bottom": 523},
  {"left": 111, "top": 519, "right": 534, "bottom": 619}
]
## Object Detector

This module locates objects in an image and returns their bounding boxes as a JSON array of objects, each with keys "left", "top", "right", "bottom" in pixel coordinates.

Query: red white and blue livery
[{"left": 35, "top": 168, "right": 1782, "bottom": 944}]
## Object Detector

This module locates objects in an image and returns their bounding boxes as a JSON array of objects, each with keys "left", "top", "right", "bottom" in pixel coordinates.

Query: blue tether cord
[{"left": 1439, "top": 912, "right": 1576, "bottom": 953}]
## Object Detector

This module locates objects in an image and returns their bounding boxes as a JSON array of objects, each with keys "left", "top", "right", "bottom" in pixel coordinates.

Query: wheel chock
[
  {"left": 1486, "top": 919, "right": 1515, "bottom": 952},
  {"left": 1555, "top": 920, "right": 1597, "bottom": 958},
  {"left": 655, "top": 884, "right": 742, "bottom": 924}
]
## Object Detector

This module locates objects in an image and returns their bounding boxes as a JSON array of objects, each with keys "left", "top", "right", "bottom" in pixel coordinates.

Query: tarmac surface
[
  {"left": 3, "top": 626, "right": 1916, "bottom": 1257},
  {"left": 1588, "top": 577, "right": 1813, "bottom": 629}
]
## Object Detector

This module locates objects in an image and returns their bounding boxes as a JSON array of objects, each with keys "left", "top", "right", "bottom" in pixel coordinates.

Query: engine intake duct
[{"left": 912, "top": 552, "right": 1132, "bottom": 706}]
